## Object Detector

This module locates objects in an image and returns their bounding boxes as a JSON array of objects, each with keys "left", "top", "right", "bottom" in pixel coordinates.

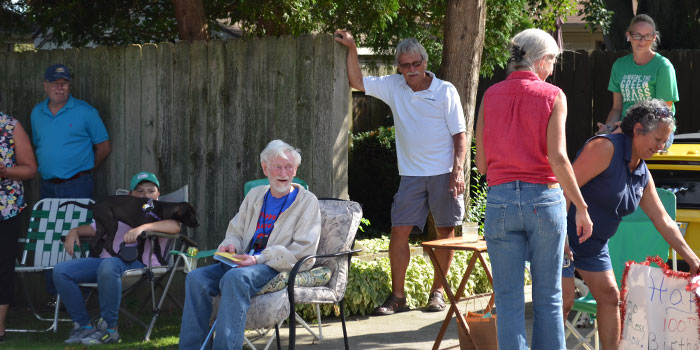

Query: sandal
[
  {"left": 373, "top": 294, "right": 409, "bottom": 316},
  {"left": 426, "top": 291, "right": 446, "bottom": 312}
]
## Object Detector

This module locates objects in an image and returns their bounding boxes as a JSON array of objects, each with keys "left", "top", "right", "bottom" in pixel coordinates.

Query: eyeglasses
[
  {"left": 398, "top": 59, "right": 423, "bottom": 69},
  {"left": 629, "top": 32, "right": 655, "bottom": 41}
]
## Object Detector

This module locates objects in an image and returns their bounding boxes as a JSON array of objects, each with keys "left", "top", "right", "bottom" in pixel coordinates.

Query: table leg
[
  {"left": 476, "top": 252, "right": 495, "bottom": 310},
  {"left": 427, "top": 248, "right": 472, "bottom": 350}
]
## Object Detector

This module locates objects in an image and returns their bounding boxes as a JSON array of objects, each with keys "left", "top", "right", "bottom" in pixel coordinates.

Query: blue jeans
[
  {"left": 484, "top": 181, "right": 567, "bottom": 350},
  {"left": 40, "top": 173, "right": 94, "bottom": 199},
  {"left": 53, "top": 257, "right": 145, "bottom": 328},
  {"left": 179, "top": 263, "right": 278, "bottom": 350}
]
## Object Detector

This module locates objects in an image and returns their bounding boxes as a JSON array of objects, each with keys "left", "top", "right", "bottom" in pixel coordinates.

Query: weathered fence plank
[
  {"left": 140, "top": 44, "right": 158, "bottom": 174},
  {"left": 206, "top": 40, "right": 226, "bottom": 244},
  {"left": 124, "top": 45, "right": 143, "bottom": 180},
  {"left": 108, "top": 48, "right": 127, "bottom": 190}
]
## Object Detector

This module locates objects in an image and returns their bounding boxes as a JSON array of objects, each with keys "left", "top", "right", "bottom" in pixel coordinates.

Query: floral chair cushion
[{"left": 257, "top": 266, "right": 331, "bottom": 295}]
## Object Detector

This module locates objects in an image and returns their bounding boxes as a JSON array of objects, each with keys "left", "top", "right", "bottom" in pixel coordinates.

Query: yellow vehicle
[{"left": 646, "top": 133, "right": 700, "bottom": 271}]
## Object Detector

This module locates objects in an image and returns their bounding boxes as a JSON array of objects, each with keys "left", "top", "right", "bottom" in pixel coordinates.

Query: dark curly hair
[{"left": 620, "top": 99, "right": 675, "bottom": 137}]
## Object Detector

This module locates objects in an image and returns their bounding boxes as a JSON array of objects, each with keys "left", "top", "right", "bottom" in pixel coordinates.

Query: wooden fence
[{"left": 0, "top": 34, "right": 351, "bottom": 249}]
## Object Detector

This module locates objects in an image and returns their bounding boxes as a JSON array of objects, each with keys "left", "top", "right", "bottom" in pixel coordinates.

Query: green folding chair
[
  {"left": 11, "top": 198, "right": 93, "bottom": 333},
  {"left": 565, "top": 188, "right": 675, "bottom": 350}
]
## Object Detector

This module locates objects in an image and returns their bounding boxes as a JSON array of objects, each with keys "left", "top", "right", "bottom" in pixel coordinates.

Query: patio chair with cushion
[{"left": 200, "top": 198, "right": 363, "bottom": 350}]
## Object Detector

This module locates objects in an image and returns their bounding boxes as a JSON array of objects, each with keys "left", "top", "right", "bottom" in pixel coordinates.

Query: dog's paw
[{"left": 576, "top": 313, "right": 591, "bottom": 328}]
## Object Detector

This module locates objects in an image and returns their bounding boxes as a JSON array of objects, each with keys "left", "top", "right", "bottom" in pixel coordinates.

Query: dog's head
[{"left": 173, "top": 202, "right": 199, "bottom": 228}]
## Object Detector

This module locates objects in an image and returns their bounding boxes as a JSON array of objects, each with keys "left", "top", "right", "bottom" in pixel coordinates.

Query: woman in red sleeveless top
[{"left": 475, "top": 28, "right": 592, "bottom": 350}]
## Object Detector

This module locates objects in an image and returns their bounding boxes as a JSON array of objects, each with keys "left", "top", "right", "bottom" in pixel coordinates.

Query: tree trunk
[
  {"left": 172, "top": 0, "right": 209, "bottom": 41},
  {"left": 438, "top": 0, "right": 486, "bottom": 218}
]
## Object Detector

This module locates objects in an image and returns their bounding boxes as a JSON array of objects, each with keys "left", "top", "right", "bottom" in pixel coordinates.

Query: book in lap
[{"left": 214, "top": 251, "right": 242, "bottom": 268}]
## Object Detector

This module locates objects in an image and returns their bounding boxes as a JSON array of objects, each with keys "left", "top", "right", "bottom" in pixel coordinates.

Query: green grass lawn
[{"left": 3, "top": 304, "right": 182, "bottom": 350}]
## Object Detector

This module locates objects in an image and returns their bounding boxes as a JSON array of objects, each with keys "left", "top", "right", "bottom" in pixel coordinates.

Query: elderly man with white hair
[
  {"left": 334, "top": 31, "right": 467, "bottom": 314},
  {"left": 178, "top": 140, "right": 321, "bottom": 350}
]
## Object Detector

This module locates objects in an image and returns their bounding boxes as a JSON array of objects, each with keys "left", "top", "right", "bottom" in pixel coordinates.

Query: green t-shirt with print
[{"left": 608, "top": 53, "right": 679, "bottom": 119}]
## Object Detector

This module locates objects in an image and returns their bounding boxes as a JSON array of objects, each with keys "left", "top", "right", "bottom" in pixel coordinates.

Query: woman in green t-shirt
[{"left": 597, "top": 14, "right": 679, "bottom": 136}]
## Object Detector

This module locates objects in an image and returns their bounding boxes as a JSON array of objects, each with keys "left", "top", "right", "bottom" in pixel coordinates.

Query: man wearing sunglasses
[{"left": 334, "top": 30, "right": 467, "bottom": 315}]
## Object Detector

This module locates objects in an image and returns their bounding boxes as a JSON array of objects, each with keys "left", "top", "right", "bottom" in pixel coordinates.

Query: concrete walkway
[
  {"left": 246, "top": 285, "right": 593, "bottom": 349},
  {"left": 243, "top": 285, "right": 569, "bottom": 349}
]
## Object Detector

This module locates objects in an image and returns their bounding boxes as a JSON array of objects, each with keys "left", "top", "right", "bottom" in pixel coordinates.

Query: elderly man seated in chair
[{"left": 178, "top": 140, "right": 321, "bottom": 350}]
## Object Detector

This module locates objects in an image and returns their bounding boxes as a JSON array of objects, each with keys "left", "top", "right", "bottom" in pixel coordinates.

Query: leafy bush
[
  {"left": 349, "top": 126, "right": 399, "bottom": 235},
  {"left": 296, "top": 240, "right": 492, "bottom": 320}
]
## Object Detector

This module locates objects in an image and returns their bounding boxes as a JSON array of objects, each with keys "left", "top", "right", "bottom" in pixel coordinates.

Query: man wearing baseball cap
[{"left": 30, "top": 63, "right": 112, "bottom": 199}]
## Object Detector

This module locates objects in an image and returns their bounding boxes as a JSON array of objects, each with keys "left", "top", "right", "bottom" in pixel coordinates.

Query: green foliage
[
  {"left": 2, "top": 0, "right": 610, "bottom": 78},
  {"left": 578, "top": 0, "right": 614, "bottom": 35},
  {"left": 354, "top": 237, "right": 391, "bottom": 253},
  {"left": 358, "top": 217, "right": 371, "bottom": 232},
  {"left": 348, "top": 126, "right": 399, "bottom": 234},
  {"left": 296, "top": 248, "right": 492, "bottom": 320}
]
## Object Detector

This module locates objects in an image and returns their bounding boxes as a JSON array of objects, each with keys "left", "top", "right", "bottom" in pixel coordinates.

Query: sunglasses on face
[
  {"left": 629, "top": 32, "right": 655, "bottom": 41},
  {"left": 398, "top": 59, "right": 424, "bottom": 69}
]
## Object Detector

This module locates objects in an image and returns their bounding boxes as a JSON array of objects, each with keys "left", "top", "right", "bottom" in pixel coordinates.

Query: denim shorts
[
  {"left": 391, "top": 173, "right": 464, "bottom": 230},
  {"left": 562, "top": 241, "right": 612, "bottom": 278}
]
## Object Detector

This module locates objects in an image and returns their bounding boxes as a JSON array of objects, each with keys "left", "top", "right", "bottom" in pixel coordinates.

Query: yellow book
[
  {"left": 214, "top": 251, "right": 242, "bottom": 267},
  {"left": 214, "top": 251, "right": 243, "bottom": 261}
]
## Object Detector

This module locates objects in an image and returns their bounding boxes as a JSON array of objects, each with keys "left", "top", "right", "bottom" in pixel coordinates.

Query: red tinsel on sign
[{"left": 618, "top": 256, "right": 700, "bottom": 340}]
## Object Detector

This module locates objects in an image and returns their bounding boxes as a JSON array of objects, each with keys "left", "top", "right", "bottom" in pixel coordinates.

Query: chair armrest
[
  {"left": 141, "top": 231, "right": 198, "bottom": 248},
  {"left": 287, "top": 249, "right": 362, "bottom": 305}
]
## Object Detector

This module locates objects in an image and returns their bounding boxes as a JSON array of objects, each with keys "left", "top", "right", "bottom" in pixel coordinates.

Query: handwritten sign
[{"left": 620, "top": 261, "right": 700, "bottom": 349}]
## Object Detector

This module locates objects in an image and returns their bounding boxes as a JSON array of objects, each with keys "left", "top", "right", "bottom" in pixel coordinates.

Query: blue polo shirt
[
  {"left": 567, "top": 133, "right": 649, "bottom": 257},
  {"left": 30, "top": 95, "right": 109, "bottom": 180}
]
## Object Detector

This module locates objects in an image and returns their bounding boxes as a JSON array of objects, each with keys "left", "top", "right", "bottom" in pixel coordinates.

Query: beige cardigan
[{"left": 218, "top": 184, "right": 321, "bottom": 272}]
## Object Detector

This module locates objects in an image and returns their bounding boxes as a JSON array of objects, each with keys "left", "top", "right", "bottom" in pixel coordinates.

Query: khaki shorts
[{"left": 391, "top": 173, "right": 465, "bottom": 232}]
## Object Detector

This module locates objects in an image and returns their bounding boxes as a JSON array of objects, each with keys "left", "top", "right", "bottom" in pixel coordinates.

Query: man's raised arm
[{"left": 334, "top": 30, "right": 365, "bottom": 92}]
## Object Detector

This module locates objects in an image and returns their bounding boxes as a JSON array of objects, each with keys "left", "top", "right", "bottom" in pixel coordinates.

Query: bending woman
[
  {"left": 563, "top": 99, "right": 700, "bottom": 350},
  {"left": 475, "top": 28, "right": 592, "bottom": 350}
]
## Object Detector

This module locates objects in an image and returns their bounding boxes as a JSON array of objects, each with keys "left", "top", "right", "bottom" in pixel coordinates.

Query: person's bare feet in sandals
[
  {"left": 426, "top": 290, "right": 446, "bottom": 312},
  {"left": 373, "top": 294, "right": 409, "bottom": 315}
]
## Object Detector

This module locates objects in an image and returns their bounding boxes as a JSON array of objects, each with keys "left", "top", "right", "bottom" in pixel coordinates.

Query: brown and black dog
[{"left": 60, "top": 196, "right": 199, "bottom": 263}]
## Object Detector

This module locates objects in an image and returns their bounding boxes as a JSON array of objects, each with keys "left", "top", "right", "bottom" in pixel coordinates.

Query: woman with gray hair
[
  {"left": 597, "top": 14, "right": 678, "bottom": 141},
  {"left": 562, "top": 99, "right": 700, "bottom": 349},
  {"left": 475, "top": 28, "right": 592, "bottom": 349}
]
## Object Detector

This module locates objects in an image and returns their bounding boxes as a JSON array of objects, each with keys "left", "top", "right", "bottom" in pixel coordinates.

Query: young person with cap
[
  {"left": 53, "top": 171, "right": 181, "bottom": 345},
  {"left": 30, "top": 63, "right": 112, "bottom": 199}
]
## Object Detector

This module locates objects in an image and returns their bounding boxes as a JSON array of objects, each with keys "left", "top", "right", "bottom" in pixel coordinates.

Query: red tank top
[{"left": 483, "top": 71, "right": 560, "bottom": 186}]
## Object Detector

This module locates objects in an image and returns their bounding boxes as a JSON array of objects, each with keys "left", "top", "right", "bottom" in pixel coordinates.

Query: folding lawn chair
[
  {"left": 10, "top": 198, "right": 94, "bottom": 333},
  {"left": 565, "top": 188, "right": 675, "bottom": 350},
  {"left": 78, "top": 185, "right": 198, "bottom": 341}
]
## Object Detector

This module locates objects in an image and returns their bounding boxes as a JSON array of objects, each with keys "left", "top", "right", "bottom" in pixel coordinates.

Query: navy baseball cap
[{"left": 44, "top": 64, "right": 71, "bottom": 82}]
